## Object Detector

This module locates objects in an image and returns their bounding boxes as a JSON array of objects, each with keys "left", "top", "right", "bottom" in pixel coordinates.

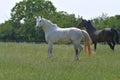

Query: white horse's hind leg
[
  {"left": 79, "top": 45, "right": 83, "bottom": 53},
  {"left": 48, "top": 42, "right": 53, "bottom": 58},
  {"left": 73, "top": 43, "right": 80, "bottom": 60}
]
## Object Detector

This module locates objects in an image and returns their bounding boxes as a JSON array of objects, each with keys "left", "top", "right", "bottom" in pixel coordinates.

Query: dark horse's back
[
  {"left": 111, "top": 28, "right": 119, "bottom": 44},
  {"left": 102, "top": 28, "right": 119, "bottom": 44}
]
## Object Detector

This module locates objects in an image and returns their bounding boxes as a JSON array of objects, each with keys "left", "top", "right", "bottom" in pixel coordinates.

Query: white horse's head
[{"left": 35, "top": 16, "right": 43, "bottom": 28}]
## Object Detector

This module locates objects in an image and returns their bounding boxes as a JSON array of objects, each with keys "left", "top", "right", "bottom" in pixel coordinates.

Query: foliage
[
  {"left": 92, "top": 14, "right": 120, "bottom": 31},
  {"left": 0, "top": 0, "right": 79, "bottom": 42},
  {"left": 0, "top": 0, "right": 120, "bottom": 42},
  {"left": 0, "top": 20, "right": 15, "bottom": 41}
]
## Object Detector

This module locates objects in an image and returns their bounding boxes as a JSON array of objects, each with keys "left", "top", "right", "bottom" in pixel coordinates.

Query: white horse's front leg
[{"left": 48, "top": 43, "right": 53, "bottom": 59}]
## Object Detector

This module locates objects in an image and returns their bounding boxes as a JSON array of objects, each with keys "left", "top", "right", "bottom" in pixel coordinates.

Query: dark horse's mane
[{"left": 77, "top": 19, "right": 119, "bottom": 51}]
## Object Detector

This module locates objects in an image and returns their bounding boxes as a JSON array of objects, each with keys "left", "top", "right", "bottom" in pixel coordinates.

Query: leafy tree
[
  {"left": 1, "top": 0, "right": 120, "bottom": 42},
  {"left": 0, "top": 0, "right": 79, "bottom": 42},
  {"left": 10, "top": 0, "right": 57, "bottom": 42},
  {"left": 92, "top": 14, "right": 120, "bottom": 31},
  {"left": 0, "top": 20, "right": 15, "bottom": 41}
]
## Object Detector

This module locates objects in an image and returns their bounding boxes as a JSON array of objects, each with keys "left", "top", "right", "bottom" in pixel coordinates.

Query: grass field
[{"left": 0, "top": 42, "right": 120, "bottom": 80}]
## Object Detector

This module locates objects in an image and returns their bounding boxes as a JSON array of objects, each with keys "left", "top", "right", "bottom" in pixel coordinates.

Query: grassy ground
[{"left": 0, "top": 42, "right": 120, "bottom": 80}]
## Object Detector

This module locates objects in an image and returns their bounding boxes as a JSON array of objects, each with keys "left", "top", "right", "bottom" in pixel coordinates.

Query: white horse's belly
[
  {"left": 55, "top": 37, "right": 72, "bottom": 44},
  {"left": 45, "top": 30, "right": 71, "bottom": 44}
]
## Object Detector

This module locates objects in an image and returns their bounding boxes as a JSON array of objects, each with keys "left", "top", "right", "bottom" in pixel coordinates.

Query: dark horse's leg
[
  {"left": 111, "top": 40, "right": 116, "bottom": 50},
  {"left": 107, "top": 41, "right": 114, "bottom": 50},
  {"left": 94, "top": 43, "right": 97, "bottom": 51}
]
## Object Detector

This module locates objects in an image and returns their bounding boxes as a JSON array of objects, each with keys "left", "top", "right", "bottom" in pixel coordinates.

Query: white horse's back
[{"left": 46, "top": 27, "right": 83, "bottom": 44}]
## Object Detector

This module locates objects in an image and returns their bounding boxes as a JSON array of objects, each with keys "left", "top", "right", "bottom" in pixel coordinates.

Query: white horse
[{"left": 35, "top": 16, "right": 93, "bottom": 60}]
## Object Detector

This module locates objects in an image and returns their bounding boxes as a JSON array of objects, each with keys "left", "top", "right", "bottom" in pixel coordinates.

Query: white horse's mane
[{"left": 42, "top": 18, "right": 58, "bottom": 28}]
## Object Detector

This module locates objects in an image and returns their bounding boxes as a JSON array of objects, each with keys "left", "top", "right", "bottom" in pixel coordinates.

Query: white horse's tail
[{"left": 81, "top": 30, "right": 93, "bottom": 55}]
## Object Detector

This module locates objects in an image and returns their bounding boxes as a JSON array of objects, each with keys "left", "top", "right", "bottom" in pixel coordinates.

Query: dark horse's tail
[{"left": 111, "top": 28, "right": 119, "bottom": 44}]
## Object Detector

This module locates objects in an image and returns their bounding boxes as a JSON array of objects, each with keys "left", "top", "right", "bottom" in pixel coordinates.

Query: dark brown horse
[{"left": 77, "top": 19, "right": 119, "bottom": 50}]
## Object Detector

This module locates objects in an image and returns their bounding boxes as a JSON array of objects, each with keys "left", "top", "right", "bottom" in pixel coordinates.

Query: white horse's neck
[{"left": 42, "top": 18, "right": 58, "bottom": 33}]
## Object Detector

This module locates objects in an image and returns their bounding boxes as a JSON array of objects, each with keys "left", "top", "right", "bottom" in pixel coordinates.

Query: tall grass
[{"left": 0, "top": 42, "right": 120, "bottom": 80}]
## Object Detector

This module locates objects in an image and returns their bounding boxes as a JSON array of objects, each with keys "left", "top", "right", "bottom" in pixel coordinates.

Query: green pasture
[{"left": 0, "top": 42, "right": 120, "bottom": 80}]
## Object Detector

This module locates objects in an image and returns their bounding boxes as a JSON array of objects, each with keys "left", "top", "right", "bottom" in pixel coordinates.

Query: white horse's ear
[
  {"left": 34, "top": 16, "right": 38, "bottom": 19},
  {"left": 38, "top": 16, "right": 43, "bottom": 18},
  {"left": 38, "top": 16, "right": 41, "bottom": 18}
]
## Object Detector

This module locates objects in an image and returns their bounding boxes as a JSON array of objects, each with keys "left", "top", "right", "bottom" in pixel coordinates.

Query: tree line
[{"left": 0, "top": 0, "right": 120, "bottom": 42}]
